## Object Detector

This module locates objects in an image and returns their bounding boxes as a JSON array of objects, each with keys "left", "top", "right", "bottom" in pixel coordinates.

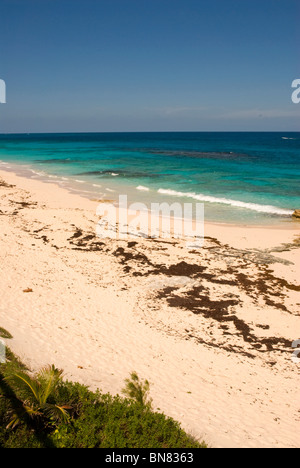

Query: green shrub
[
  {"left": 122, "top": 371, "right": 152, "bottom": 409},
  {"left": 0, "top": 349, "right": 207, "bottom": 449},
  {"left": 51, "top": 389, "right": 205, "bottom": 448}
]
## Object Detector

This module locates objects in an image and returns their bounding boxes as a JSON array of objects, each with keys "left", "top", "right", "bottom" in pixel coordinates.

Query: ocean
[{"left": 0, "top": 132, "right": 299, "bottom": 225}]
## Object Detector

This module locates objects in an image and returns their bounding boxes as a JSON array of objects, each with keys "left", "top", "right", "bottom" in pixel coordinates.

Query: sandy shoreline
[{"left": 0, "top": 168, "right": 299, "bottom": 448}]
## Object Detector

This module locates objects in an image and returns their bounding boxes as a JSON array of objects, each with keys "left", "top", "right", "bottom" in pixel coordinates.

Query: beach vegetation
[
  {"left": 121, "top": 371, "right": 152, "bottom": 409},
  {"left": 0, "top": 348, "right": 206, "bottom": 448},
  {"left": 3, "top": 363, "right": 71, "bottom": 430},
  {"left": 0, "top": 327, "right": 13, "bottom": 339}
]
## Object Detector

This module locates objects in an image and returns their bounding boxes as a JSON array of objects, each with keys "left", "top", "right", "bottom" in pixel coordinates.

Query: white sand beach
[{"left": 0, "top": 169, "right": 299, "bottom": 448}]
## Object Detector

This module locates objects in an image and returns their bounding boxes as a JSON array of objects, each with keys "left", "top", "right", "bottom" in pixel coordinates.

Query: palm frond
[
  {"left": 5, "top": 402, "right": 40, "bottom": 429},
  {"left": 4, "top": 371, "right": 41, "bottom": 404},
  {"left": 6, "top": 412, "right": 22, "bottom": 430},
  {"left": 43, "top": 403, "right": 71, "bottom": 423},
  {"left": 37, "top": 365, "right": 64, "bottom": 404},
  {"left": 3, "top": 364, "right": 71, "bottom": 429}
]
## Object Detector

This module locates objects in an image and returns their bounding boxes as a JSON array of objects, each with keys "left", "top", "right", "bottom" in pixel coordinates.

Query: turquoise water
[{"left": 0, "top": 132, "right": 299, "bottom": 225}]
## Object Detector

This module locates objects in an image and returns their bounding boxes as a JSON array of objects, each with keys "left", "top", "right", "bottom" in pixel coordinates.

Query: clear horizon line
[{"left": 0, "top": 130, "right": 299, "bottom": 136}]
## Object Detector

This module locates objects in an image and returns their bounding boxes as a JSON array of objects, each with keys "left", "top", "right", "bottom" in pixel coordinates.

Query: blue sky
[{"left": 0, "top": 0, "right": 299, "bottom": 132}]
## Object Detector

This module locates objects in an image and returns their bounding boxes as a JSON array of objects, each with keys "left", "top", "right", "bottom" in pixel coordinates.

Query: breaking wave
[{"left": 157, "top": 189, "right": 293, "bottom": 216}]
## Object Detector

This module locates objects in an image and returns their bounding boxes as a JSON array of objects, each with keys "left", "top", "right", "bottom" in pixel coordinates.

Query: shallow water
[{"left": 0, "top": 131, "right": 299, "bottom": 225}]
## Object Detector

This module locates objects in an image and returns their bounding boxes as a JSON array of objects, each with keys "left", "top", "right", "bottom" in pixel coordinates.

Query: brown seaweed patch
[
  {"left": 156, "top": 285, "right": 291, "bottom": 357},
  {"left": 68, "top": 228, "right": 83, "bottom": 241},
  {"left": 113, "top": 247, "right": 154, "bottom": 273},
  {"left": 0, "top": 180, "right": 15, "bottom": 188},
  {"left": 194, "top": 336, "right": 256, "bottom": 359},
  {"left": 236, "top": 267, "right": 299, "bottom": 313},
  {"left": 9, "top": 200, "right": 37, "bottom": 208},
  {"left": 160, "top": 262, "right": 207, "bottom": 277},
  {"left": 112, "top": 245, "right": 249, "bottom": 287},
  {"left": 68, "top": 228, "right": 105, "bottom": 251}
]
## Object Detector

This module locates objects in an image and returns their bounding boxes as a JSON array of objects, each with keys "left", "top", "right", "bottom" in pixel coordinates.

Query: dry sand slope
[{"left": 0, "top": 170, "right": 299, "bottom": 448}]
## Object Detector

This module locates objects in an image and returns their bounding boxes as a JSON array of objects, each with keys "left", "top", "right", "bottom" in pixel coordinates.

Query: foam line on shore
[{"left": 157, "top": 188, "right": 294, "bottom": 216}]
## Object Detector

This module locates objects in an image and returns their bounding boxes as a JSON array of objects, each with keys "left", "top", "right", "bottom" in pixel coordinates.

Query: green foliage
[
  {"left": 51, "top": 389, "right": 205, "bottom": 449},
  {"left": 0, "top": 327, "right": 13, "bottom": 339},
  {"left": 122, "top": 371, "right": 152, "bottom": 409},
  {"left": 2, "top": 364, "right": 71, "bottom": 430},
  {"left": 0, "top": 350, "right": 207, "bottom": 449}
]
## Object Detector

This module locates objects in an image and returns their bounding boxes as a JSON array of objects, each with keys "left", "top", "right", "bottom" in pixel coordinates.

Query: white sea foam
[
  {"left": 31, "top": 170, "right": 46, "bottom": 177},
  {"left": 93, "top": 184, "right": 102, "bottom": 188},
  {"left": 157, "top": 188, "right": 293, "bottom": 216},
  {"left": 75, "top": 179, "right": 85, "bottom": 183},
  {"left": 136, "top": 185, "right": 150, "bottom": 191},
  {"left": 111, "top": 173, "right": 119, "bottom": 176}
]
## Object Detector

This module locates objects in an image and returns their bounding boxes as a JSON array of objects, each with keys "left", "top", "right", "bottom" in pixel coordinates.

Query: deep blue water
[{"left": 0, "top": 132, "right": 299, "bottom": 224}]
